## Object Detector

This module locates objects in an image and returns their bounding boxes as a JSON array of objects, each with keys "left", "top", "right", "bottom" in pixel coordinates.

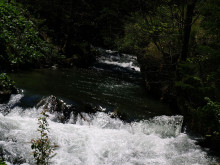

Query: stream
[{"left": 0, "top": 49, "right": 218, "bottom": 164}]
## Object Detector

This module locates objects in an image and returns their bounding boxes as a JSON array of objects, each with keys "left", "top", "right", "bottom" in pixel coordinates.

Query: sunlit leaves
[{"left": 0, "top": 1, "right": 58, "bottom": 70}]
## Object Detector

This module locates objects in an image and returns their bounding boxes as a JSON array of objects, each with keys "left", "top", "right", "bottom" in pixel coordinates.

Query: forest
[{"left": 0, "top": 0, "right": 220, "bottom": 164}]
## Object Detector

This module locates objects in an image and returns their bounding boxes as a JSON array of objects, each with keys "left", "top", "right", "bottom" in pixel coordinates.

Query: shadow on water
[
  {"left": 10, "top": 66, "right": 172, "bottom": 121},
  {"left": 9, "top": 49, "right": 173, "bottom": 121}
]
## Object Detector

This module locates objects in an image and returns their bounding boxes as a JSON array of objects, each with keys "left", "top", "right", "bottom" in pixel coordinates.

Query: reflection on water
[
  {"left": 10, "top": 50, "right": 172, "bottom": 120},
  {"left": 10, "top": 67, "right": 171, "bottom": 120}
]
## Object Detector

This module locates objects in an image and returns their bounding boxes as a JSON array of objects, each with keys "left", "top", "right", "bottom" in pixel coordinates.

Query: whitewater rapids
[{"left": 0, "top": 94, "right": 217, "bottom": 165}]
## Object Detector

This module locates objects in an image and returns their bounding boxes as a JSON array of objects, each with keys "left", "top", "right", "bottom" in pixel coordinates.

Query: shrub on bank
[
  {"left": 0, "top": 160, "right": 6, "bottom": 165},
  {"left": 197, "top": 98, "right": 220, "bottom": 137},
  {"left": 0, "top": 1, "right": 59, "bottom": 71},
  {"left": 0, "top": 73, "right": 17, "bottom": 103},
  {"left": 0, "top": 73, "right": 15, "bottom": 91}
]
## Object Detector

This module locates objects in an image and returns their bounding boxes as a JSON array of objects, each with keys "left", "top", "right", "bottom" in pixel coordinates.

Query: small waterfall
[
  {"left": 94, "top": 48, "right": 140, "bottom": 72},
  {"left": 0, "top": 94, "right": 217, "bottom": 165}
]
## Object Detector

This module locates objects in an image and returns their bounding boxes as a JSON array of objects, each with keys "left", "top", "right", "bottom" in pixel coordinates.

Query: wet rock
[
  {"left": 109, "top": 109, "right": 128, "bottom": 121},
  {"left": 36, "top": 95, "right": 74, "bottom": 123},
  {"left": 36, "top": 95, "right": 102, "bottom": 123},
  {"left": 36, "top": 95, "right": 130, "bottom": 123}
]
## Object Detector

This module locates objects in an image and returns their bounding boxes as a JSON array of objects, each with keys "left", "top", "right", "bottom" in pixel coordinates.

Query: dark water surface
[
  {"left": 10, "top": 67, "right": 172, "bottom": 120},
  {"left": 10, "top": 61, "right": 171, "bottom": 120}
]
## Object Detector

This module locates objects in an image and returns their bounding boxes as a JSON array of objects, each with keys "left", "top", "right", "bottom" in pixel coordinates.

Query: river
[{"left": 0, "top": 49, "right": 218, "bottom": 164}]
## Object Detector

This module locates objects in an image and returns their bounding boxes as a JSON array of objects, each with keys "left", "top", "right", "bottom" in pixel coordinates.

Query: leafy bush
[
  {"left": 0, "top": 73, "right": 15, "bottom": 91},
  {"left": 116, "top": 12, "right": 151, "bottom": 54},
  {"left": 0, "top": 159, "right": 6, "bottom": 165},
  {"left": 197, "top": 97, "right": 220, "bottom": 136},
  {"left": 31, "top": 109, "right": 57, "bottom": 165},
  {"left": 0, "top": 1, "right": 58, "bottom": 70}
]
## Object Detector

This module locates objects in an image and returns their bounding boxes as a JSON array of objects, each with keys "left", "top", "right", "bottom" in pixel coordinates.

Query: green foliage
[
  {"left": 0, "top": 0, "right": 58, "bottom": 70},
  {"left": 20, "top": 0, "right": 151, "bottom": 50},
  {"left": 177, "top": 62, "right": 198, "bottom": 77},
  {"left": 117, "top": 1, "right": 183, "bottom": 56},
  {"left": 116, "top": 13, "right": 150, "bottom": 53},
  {"left": 0, "top": 159, "right": 6, "bottom": 165},
  {"left": 31, "top": 109, "right": 57, "bottom": 165},
  {"left": 191, "top": 0, "right": 220, "bottom": 72},
  {"left": 197, "top": 97, "right": 220, "bottom": 136},
  {"left": 201, "top": 0, "right": 220, "bottom": 40},
  {"left": 176, "top": 62, "right": 216, "bottom": 106},
  {"left": 0, "top": 73, "right": 15, "bottom": 91}
]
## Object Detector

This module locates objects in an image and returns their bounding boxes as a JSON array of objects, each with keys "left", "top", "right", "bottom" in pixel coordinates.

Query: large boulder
[
  {"left": 36, "top": 95, "right": 129, "bottom": 123},
  {"left": 36, "top": 95, "right": 102, "bottom": 123}
]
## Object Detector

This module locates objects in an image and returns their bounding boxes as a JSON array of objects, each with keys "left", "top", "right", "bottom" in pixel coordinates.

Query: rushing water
[
  {"left": 0, "top": 94, "right": 217, "bottom": 165},
  {"left": 0, "top": 49, "right": 218, "bottom": 164},
  {"left": 9, "top": 49, "right": 172, "bottom": 120}
]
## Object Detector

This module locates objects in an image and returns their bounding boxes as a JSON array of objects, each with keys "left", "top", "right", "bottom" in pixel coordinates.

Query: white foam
[
  {"left": 99, "top": 60, "right": 141, "bottom": 72},
  {"left": 0, "top": 105, "right": 216, "bottom": 165},
  {"left": 8, "top": 94, "right": 23, "bottom": 107},
  {"left": 96, "top": 48, "right": 141, "bottom": 72}
]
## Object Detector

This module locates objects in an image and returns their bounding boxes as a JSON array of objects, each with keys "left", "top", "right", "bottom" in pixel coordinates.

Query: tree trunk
[{"left": 181, "top": 0, "right": 197, "bottom": 61}]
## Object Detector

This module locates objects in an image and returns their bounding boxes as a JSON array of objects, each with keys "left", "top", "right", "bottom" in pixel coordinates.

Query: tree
[{"left": 181, "top": 0, "right": 198, "bottom": 61}]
